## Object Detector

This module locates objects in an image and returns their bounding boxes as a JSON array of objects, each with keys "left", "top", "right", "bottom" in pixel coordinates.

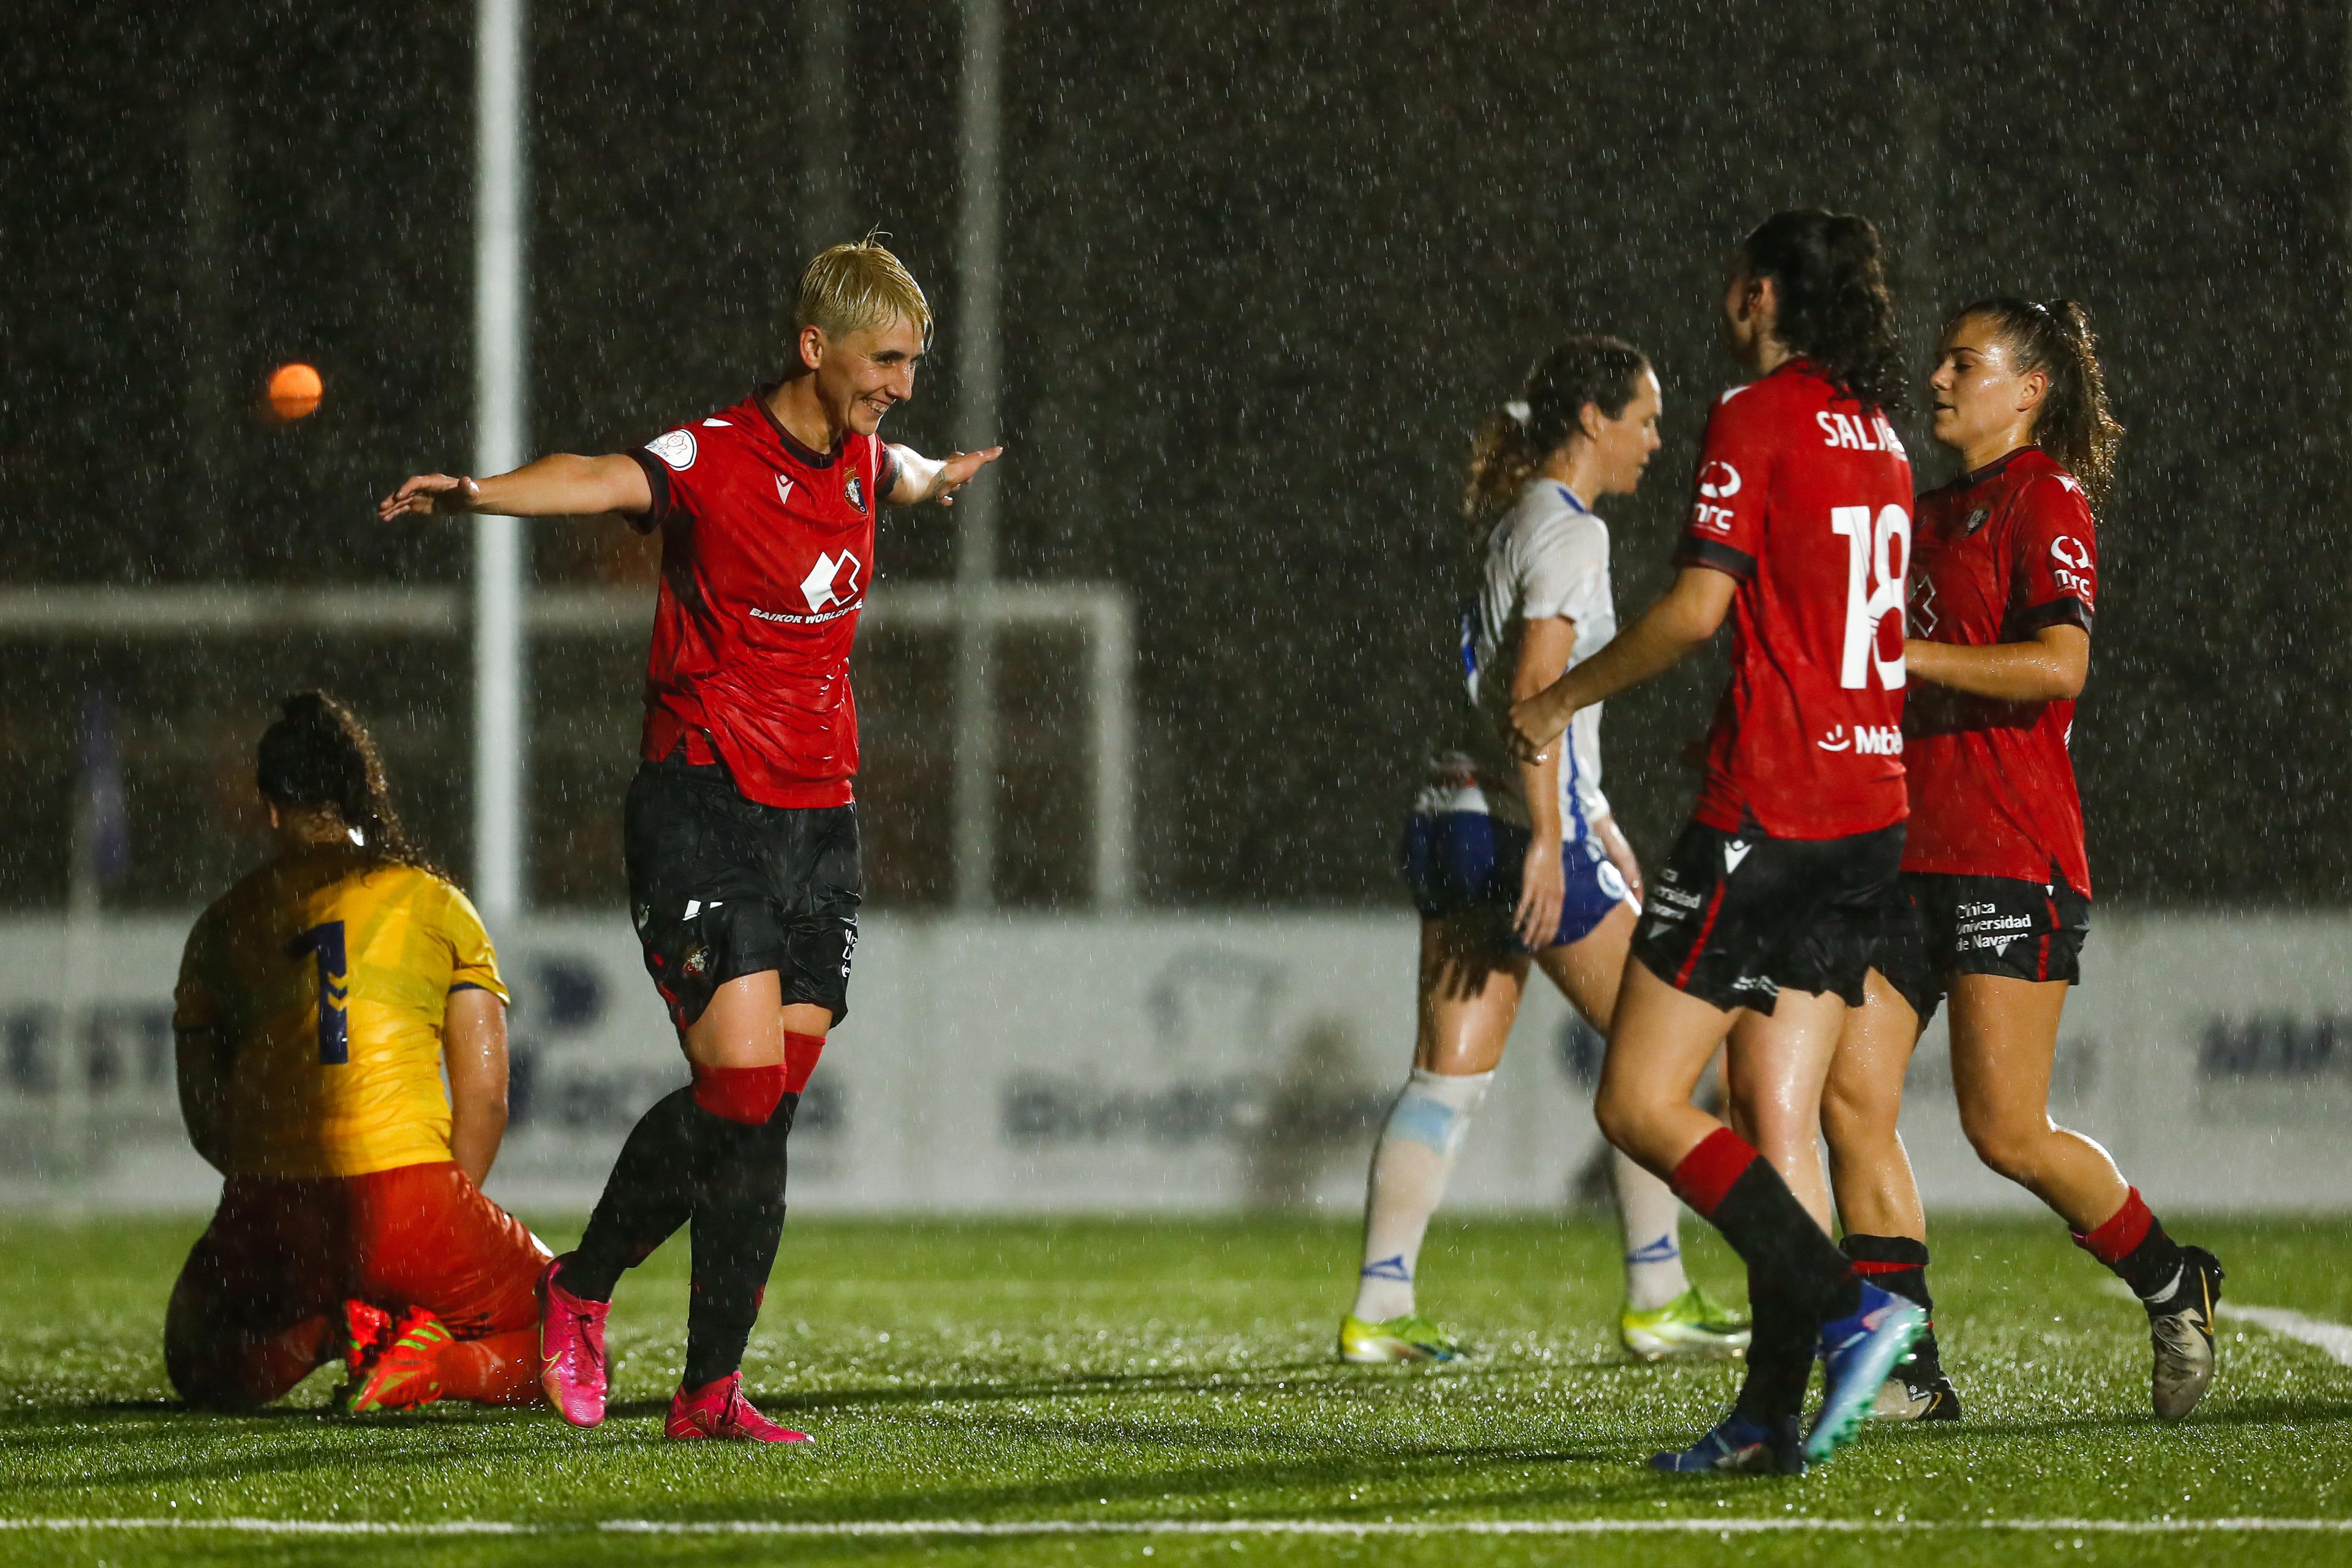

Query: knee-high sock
[
  {"left": 1351, "top": 1068, "right": 1492, "bottom": 1322},
  {"left": 434, "top": 1326, "right": 545, "bottom": 1406},
  {"left": 2074, "top": 1187, "right": 2190, "bottom": 1303},
  {"left": 1613, "top": 1148, "right": 1692, "bottom": 1311},
  {"left": 564, "top": 1087, "right": 702, "bottom": 1303},
  {"left": 1670, "top": 1128, "right": 1860, "bottom": 1427},
  {"left": 682, "top": 1093, "right": 798, "bottom": 1390},
  {"left": 1843, "top": 1233, "right": 1938, "bottom": 1371}
]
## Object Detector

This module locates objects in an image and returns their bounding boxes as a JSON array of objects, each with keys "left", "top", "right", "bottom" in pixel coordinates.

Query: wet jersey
[
  {"left": 1672, "top": 361, "right": 1913, "bottom": 840},
  {"left": 1901, "top": 445, "right": 2097, "bottom": 893},
  {"left": 627, "top": 391, "right": 901, "bottom": 809},
  {"left": 1433, "top": 479, "right": 1616, "bottom": 835},
  {"left": 173, "top": 848, "right": 508, "bottom": 1180}
]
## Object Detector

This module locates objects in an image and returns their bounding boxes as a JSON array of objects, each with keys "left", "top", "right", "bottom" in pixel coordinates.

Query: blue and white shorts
[{"left": 1398, "top": 809, "right": 1633, "bottom": 953}]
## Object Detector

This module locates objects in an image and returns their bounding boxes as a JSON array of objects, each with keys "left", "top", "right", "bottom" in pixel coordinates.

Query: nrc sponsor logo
[{"left": 1819, "top": 724, "right": 1902, "bottom": 755}]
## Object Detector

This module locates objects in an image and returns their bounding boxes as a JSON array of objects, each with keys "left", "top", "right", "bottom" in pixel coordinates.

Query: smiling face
[
  {"left": 1582, "top": 368, "right": 1664, "bottom": 497},
  {"left": 1928, "top": 312, "right": 2048, "bottom": 460},
  {"left": 799, "top": 312, "right": 925, "bottom": 439}
]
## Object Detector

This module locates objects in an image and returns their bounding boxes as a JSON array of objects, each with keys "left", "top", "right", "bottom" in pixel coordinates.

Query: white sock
[
  {"left": 1613, "top": 1148, "right": 1692, "bottom": 1312},
  {"left": 1351, "top": 1068, "right": 1493, "bottom": 1322}
]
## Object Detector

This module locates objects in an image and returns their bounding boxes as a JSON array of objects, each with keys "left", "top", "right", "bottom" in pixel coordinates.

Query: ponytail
[
  {"left": 1953, "top": 297, "right": 2125, "bottom": 512},
  {"left": 1462, "top": 334, "right": 1651, "bottom": 538},
  {"left": 256, "top": 692, "right": 443, "bottom": 878}
]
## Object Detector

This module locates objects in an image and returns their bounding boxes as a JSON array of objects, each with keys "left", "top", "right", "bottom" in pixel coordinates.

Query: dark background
[{"left": 3, "top": 0, "right": 2346, "bottom": 911}]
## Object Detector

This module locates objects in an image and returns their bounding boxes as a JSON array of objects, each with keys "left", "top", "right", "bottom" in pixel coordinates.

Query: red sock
[
  {"left": 1667, "top": 1127, "right": 1758, "bottom": 1219},
  {"left": 691, "top": 1063, "right": 790, "bottom": 1126},
  {"left": 782, "top": 1031, "right": 825, "bottom": 1093},
  {"left": 2074, "top": 1188, "right": 2154, "bottom": 1265}
]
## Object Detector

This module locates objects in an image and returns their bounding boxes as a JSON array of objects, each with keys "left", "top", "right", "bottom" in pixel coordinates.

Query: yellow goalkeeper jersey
[{"left": 173, "top": 845, "right": 509, "bottom": 1179}]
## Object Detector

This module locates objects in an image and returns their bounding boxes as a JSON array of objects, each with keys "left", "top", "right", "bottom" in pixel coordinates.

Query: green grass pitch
[{"left": 1, "top": 1211, "right": 2348, "bottom": 1567}]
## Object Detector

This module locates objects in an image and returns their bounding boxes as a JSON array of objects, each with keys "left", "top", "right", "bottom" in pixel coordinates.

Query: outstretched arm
[
  {"left": 885, "top": 443, "right": 1006, "bottom": 507},
  {"left": 443, "top": 988, "right": 511, "bottom": 1188},
  {"left": 379, "top": 453, "right": 652, "bottom": 522},
  {"left": 1507, "top": 566, "right": 1738, "bottom": 760}
]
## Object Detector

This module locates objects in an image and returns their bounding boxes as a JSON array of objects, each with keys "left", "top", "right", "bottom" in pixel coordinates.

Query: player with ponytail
[
  {"left": 1819, "top": 298, "right": 2221, "bottom": 1426},
  {"left": 1341, "top": 336, "right": 1750, "bottom": 1368},
  {"left": 166, "top": 694, "right": 549, "bottom": 1416}
]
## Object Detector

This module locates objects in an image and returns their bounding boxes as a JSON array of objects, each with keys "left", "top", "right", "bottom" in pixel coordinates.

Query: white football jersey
[{"left": 1425, "top": 479, "right": 1616, "bottom": 835}]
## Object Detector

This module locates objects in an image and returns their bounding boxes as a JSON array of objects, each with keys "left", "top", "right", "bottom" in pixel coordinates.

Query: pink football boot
[
  {"left": 537, "top": 1258, "right": 610, "bottom": 1428},
  {"left": 664, "top": 1373, "right": 809, "bottom": 1443}
]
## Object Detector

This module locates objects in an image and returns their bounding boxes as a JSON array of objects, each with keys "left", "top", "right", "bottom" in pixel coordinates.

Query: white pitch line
[
  {"left": 2220, "top": 1304, "right": 2352, "bottom": 1368},
  {"left": 5, "top": 1517, "right": 2352, "bottom": 1537}
]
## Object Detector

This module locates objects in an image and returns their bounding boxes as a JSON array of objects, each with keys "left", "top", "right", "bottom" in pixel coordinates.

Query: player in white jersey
[{"left": 1340, "top": 337, "right": 1749, "bottom": 1365}]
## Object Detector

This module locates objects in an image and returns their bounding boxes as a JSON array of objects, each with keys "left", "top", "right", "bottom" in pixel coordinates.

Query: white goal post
[{"left": 0, "top": 582, "right": 1136, "bottom": 908}]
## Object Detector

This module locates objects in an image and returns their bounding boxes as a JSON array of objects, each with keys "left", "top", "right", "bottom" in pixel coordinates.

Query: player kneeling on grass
[{"left": 167, "top": 694, "right": 549, "bottom": 1415}]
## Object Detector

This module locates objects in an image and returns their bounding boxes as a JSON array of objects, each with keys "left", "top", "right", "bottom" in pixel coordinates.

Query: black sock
[
  {"left": 1732, "top": 1270, "right": 1817, "bottom": 1427},
  {"left": 1842, "top": 1234, "right": 1938, "bottom": 1372},
  {"left": 1840, "top": 1234, "right": 1931, "bottom": 1314},
  {"left": 565, "top": 1087, "right": 701, "bottom": 1303},
  {"left": 680, "top": 1093, "right": 798, "bottom": 1390},
  {"left": 1705, "top": 1160, "right": 1861, "bottom": 1327},
  {"left": 2115, "top": 1215, "right": 2188, "bottom": 1305}
]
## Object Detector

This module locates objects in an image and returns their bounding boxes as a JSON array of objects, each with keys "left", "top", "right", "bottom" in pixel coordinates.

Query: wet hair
[
  {"left": 1462, "top": 334, "right": 1652, "bottom": 532},
  {"left": 1950, "top": 297, "right": 2125, "bottom": 512},
  {"left": 1739, "top": 209, "right": 1906, "bottom": 414},
  {"left": 256, "top": 693, "right": 441, "bottom": 876},
  {"left": 794, "top": 229, "right": 933, "bottom": 349}
]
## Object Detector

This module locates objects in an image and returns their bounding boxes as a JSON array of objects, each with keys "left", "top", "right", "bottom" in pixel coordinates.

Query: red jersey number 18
[{"left": 1831, "top": 503, "right": 1911, "bottom": 691}]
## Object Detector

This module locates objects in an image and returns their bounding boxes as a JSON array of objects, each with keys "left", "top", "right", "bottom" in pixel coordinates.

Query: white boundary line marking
[
  {"left": 4, "top": 1517, "right": 2351, "bottom": 1537},
  {"left": 2221, "top": 1304, "right": 2352, "bottom": 1368}
]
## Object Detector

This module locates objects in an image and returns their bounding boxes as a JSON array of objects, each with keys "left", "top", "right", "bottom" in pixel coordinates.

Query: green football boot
[
  {"left": 1338, "top": 1311, "right": 1466, "bottom": 1364},
  {"left": 1619, "top": 1286, "right": 1751, "bottom": 1362}
]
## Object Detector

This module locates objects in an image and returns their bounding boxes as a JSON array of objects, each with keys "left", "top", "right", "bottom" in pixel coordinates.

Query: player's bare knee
[{"left": 1960, "top": 1108, "right": 2045, "bottom": 1185}]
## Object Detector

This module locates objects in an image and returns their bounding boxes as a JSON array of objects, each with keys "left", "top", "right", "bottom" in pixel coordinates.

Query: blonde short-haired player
[
  {"left": 380, "top": 236, "right": 999, "bottom": 1442},
  {"left": 168, "top": 693, "right": 548, "bottom": 1414},
  {"left": 1340, "top": 336, "right": 1747, "bottom": 1366}
]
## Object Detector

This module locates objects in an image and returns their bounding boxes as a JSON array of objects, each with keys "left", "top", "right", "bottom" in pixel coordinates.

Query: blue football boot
[
  {"left": 1805, "top": 1283, "right": 1927, "bottom": 1463},
  {"left": 1649, "top": 1412, "right": 1804, "bottom": 1476}
]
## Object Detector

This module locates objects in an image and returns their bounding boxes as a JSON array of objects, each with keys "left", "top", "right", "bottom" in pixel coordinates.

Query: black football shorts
[
  {"left": 1875, "top": 869, "right": 2090, "bottom": 1027},
  {"left": 1632, "top": 820, "right": 1904, "bottom": 1012},
  {"left": 622, "top": 755, "right": 862, "bottom": 1031}
]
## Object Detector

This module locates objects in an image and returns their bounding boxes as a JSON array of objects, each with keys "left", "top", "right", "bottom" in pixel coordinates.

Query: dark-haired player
[
  {"left": 380, "top": 236, "right": 999, "bottom": 1442},
  {"left": 168, "top": 693, "right": 548, "bottom": 1414},
  {"left": 1819, "top": 298, "right": 2222, "bottom": 1424},
  {"left": 1342, "top": 334, "right": 1746, "bottom": 1366},
  {"left": 1512, "top": 211, "right": 1925, "bottom": 1474}
]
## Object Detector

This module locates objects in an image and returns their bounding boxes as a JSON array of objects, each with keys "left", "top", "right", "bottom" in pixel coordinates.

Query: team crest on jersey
[
  {"left": 843, "top": 473, "right": 867, "bottom": 515},
  {"left": 1963, "top": 508, "right": 1990, "bottom": 537}
]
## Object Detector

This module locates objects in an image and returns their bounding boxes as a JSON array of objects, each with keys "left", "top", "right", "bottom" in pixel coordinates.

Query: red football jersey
[
  {"left": 1900, "top": 445, "right": 2096, "bottom": 893},
  {"left": 626, "top": 391, "right": 899, "bottom": 809},
  {"left": 1673, "top": 361, "right": 1914, "bottom": 840}
]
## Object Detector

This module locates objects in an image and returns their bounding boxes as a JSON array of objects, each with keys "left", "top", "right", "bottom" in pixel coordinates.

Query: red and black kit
[
  {"left": 620, "top": 391, "right": 899, "bottom": 1025},
  {"left": 1632, "top": 360, "right": 1915, "bottom": 1012},
  {"left": 1879, "top": 444, "right": 2098, "bottom": 1020}
]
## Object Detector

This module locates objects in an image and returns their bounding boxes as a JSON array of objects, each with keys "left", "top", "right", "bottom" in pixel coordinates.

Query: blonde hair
[{"left": 794, "top": 232, "right": 933, "bottom": 347}]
